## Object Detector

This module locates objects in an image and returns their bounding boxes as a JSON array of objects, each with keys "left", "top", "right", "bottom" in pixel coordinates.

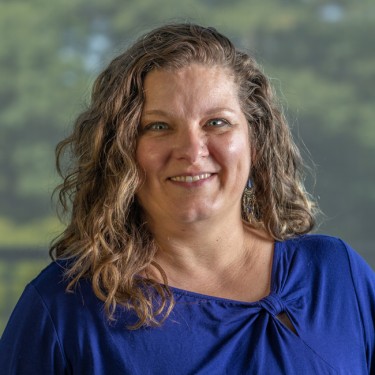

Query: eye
[
  {"left": 206, "top": 118, "right": 230, "bottom": 127},
  {"left": 143, "top": 122, "right": 169, "bottom": 131}
]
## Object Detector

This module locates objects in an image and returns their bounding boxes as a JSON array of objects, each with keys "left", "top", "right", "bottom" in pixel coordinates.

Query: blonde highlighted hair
[{"left": 51, "top": 23, "right": 316, "bottom": 328}]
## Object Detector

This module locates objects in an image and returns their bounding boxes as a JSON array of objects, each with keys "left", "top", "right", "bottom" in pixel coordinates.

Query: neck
[
  {"left": 145, "top": 212, "right": 271, "bottom": 295},
  {"left": 149, "top": 209, "right": 244, "bottom": 259},
  {"left": 144, "top": 207, "right": 275, "bottom": 302}
]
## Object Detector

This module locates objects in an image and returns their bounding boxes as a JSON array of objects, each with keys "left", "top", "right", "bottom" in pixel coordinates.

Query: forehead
[
  {"left": 144, "top": 63, "right": 235, "bottom": 88},
  {"left": 142, "top": 64, "right": 240, "bottom": 112}
]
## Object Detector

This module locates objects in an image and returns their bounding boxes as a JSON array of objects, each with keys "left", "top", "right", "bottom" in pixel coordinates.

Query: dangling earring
[{"left": 242, "top": 179, "right": 258, "bottom": 223}]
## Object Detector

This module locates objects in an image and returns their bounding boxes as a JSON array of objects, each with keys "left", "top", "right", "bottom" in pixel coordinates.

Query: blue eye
[
  {"left": 146, "top": 122, "right": 169, "bottom": 131},
  {"left": 206, "top": 118, "right": 229, "bottom": 127}
]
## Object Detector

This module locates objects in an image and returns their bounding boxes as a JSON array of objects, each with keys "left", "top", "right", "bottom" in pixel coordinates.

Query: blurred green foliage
[{"left": 0, "top": 0, "right": 374, "bottom": 333}]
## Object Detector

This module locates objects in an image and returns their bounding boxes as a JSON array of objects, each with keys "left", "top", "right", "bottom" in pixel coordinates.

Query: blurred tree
[
  {"left": 0, "top": 1, "right": 91, "bottom": 221},
  {"left": 247, "top": 1, "right": 375, "bottom": 245}
]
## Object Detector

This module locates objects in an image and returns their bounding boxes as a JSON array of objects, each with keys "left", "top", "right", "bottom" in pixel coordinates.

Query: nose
[{"left": 173, "top": 125, "right": 208, "bottom": 163}]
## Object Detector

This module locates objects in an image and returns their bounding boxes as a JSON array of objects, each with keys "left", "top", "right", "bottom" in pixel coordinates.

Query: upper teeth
[{"left": 170, "top": 173, "right": 211, "bottom": 182}]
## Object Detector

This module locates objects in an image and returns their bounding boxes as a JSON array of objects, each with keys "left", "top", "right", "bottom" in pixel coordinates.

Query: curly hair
[{"left": 50, "top": 23, "right": 316, "bottom": 329}]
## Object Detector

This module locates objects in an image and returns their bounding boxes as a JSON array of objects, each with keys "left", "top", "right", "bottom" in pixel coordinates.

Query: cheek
[
  {"left": 136, "top": 139, "right": 169, "bottom": 180},
  {"left": 225, "top": 134, "right": 251, "bottom": 173},
  {"left": 135, "top": 142, "right": 152, "bottom": 193},
  {"left": 135, "top": 145, "right": 146, "bottom": 172},
  {"left": 136, "top": 140, "right": 156, "bottom": 172}
]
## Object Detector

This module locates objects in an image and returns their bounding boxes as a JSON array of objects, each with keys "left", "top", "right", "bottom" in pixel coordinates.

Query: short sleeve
[
  {"left": 343, "top": 241, "right": 375, "bottom": 374},
  {"left": 0, "top": 284, "right": 67, "bottom": 375}
]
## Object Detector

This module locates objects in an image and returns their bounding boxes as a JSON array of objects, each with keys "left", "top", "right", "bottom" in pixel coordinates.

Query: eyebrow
[
  {"left": 141, "top": 107, "right": 238, "bottom": 117},
  {"left": 141, "top": 109, "right": 170, "bottom": 117}
]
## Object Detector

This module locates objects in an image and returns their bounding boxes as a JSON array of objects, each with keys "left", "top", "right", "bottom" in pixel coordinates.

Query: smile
[{"left": 170, "top": 173, "right": 212, "bottom": 182}]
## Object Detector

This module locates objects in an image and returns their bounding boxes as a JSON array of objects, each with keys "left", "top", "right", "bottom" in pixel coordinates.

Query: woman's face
[{"left": 136, "top": 64, "right": 251, "bottom": 227}]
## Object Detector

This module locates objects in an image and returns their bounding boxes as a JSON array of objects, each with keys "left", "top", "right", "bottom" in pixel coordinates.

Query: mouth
[{"left": 169, "top": 173, "right": 212, "bottom": 183}]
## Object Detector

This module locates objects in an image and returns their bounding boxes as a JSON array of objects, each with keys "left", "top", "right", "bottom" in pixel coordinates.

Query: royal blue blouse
[{"left": 1, "top": 235, "right": 374, "bottom": 374}]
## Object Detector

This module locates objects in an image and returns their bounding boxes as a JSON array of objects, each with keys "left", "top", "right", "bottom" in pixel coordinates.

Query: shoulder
[
  {"left": 275, "top": 233, "right": 350, "bottom": 271},
  {"left": 28, "top": 260, "right": 99, "bottom": 314},
  {"left": 282, "top": 235, "right": 375, "bottom": 369},
  {"left": 30, "top": 260, "right": 69, "bottom": 293},
  {"left": 26, "top": 260, "right": 76, "bottom": 306},
  {"left": 274, "top": 234, "right": 375, "bottom": 298},
  {"left": 283, "top": 234, "right": 374, "bottom": 275},
  {"left": 274, "top": 233, "right": 375, "bottom": 314},
  {"left": 0, "top": 261, "right": 72, "bottom": 373},
  {"left": 282, "top": 233, "right": 347, "bottom": 252},
  {"left": 280, "top": 233, "right": 358, "bottom": 266}
]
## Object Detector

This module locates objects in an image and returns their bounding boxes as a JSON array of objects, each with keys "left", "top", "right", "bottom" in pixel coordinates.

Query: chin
[{"left": 174, "top": 207, "right": 214, "bottom": 223}]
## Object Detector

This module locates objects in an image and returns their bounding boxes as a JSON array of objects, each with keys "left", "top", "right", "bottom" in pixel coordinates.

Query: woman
[{"left": 1, "top": 23, "right": 374, "bottom": 374}]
